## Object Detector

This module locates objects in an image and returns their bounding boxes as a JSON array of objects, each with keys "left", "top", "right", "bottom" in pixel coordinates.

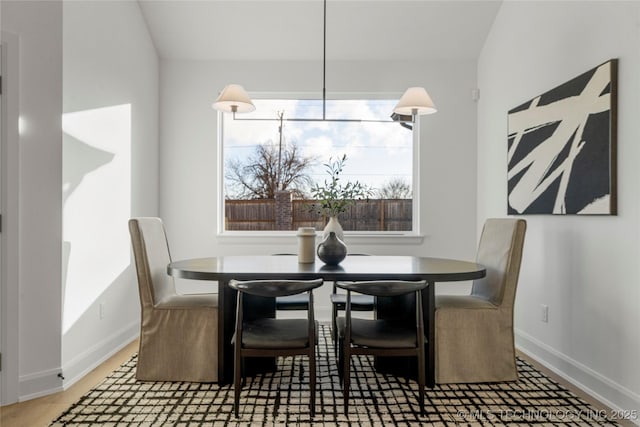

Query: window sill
[{"left": 216, "top": 231, "right": 425, "bottom": 245}]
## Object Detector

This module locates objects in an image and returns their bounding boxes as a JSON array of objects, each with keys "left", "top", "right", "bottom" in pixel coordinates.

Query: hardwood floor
[
  {"left": 518, "top": 352, "right": 636, "bottom": 427},
  {"left": 0, "top": 340, "right": 138, "bottom": 427},
  {"left": 0, "top": 341, "right": 633, "bottom": 426}
]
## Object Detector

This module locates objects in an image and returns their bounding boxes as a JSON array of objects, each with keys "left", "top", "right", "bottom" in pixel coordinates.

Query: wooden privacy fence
[{"left": 225, "top": 198, "right": 412, "bottom": 231}]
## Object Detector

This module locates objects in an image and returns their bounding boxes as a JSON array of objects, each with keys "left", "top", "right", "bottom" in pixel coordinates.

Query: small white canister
[{"left": 296, "top": 227, "right": 317, "bottom": 263}]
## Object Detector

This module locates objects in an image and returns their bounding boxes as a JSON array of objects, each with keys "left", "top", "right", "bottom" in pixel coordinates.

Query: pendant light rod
[
  {"left": 322, "top": 0, "right": 327, "bottom": 121},
  {"left": 231, "top": 112, "right": 403, "bottom": 123},
  {"left": 213, "top": 0, "right": 437, "bottom": 124}
]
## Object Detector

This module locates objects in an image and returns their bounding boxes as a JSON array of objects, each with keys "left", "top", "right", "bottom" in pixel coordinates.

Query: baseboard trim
[
  {"left": 18, "top": 368, "right": 64, "bottom": 401},
  {"left": 515, "top": 328, "right": 640, "bottom": 425},
  {"left": 60, "top": 321, "right": 140, "bottom": 391}
]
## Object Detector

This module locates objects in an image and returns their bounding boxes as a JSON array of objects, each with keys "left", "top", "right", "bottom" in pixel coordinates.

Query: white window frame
[{"left": 216, "top": 92, "right": 424, "bottom": 245}]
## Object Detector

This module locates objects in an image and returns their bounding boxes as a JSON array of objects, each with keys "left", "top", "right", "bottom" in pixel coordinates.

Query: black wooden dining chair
[
  {"left": 329, "top": 254, "right": 374, "bottom": 353},
  {"left": 271, "top": 254, "right": 311, "bottom": 310},
  {"left": 336, "top": 280, "right": 428, "bottom": 416},
  {"left": 229, "top": 278, "right": 323, "bottom": 417}
]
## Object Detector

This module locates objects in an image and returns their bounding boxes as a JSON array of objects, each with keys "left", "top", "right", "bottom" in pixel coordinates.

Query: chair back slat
[
  {"left": 230, "top": 279, "right": 323, "bottom": 297},
  {"left": 336, "top": 280, "right": 427, "bottom": 297}
]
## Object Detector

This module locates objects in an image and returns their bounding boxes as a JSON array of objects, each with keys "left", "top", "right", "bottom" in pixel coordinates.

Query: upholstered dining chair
[
  {"left": 435, "top": 218, "right": 526, "bottom": 384},
  {"left": 336, "top": 280, "right": 428, "bottom": 416},
  {"left": 128, "top": 217, "right": 218, "bottom": 382},
  {"left": 229, "top": 278, "right": 323, "bottom": 417}
]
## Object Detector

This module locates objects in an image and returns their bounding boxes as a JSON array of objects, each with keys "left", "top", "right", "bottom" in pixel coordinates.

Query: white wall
[
  {"left": 159, "top": 58, "right": 480, "bottom": 316},
  {"left": 0, "top": 0, "right": 63, "bottom": 402},
  {"left": 61, "top": 1, "right": 159, "bottom": 389},
  {"left": 477, "top": 0, "right": 640, "bottom": 417}
]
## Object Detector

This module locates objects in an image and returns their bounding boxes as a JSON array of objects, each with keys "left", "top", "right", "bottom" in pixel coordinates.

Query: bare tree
[
  {"left": 377, "top": 178, "right": 412, "bottom": 199},
  {"left": 225, "top": 141, "right": 314, "bottom": 199}
]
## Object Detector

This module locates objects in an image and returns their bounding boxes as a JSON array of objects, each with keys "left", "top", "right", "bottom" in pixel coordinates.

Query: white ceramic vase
[{"left": 322, "top": 216, "right": 344, "bottom": 241}]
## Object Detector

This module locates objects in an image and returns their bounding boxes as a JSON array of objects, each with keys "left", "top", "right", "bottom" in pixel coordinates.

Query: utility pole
[{"left": 276, "top": 110, "right": 284, "bottom": 191}]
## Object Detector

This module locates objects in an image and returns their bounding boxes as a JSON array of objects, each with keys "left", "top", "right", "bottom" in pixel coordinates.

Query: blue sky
[{"left": 223, "top": 99, "right": 413, "bottom": 197}]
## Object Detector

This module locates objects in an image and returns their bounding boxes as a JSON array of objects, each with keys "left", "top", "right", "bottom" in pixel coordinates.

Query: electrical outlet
[
  {"left": 540, "top": 304, "right": 549, "bottom": 323},
  {"left": 100, "top": 303, "right": 105, "bottom": 320}
]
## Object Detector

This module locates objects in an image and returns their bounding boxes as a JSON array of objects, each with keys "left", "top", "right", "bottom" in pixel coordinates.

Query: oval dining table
[{"left": 168, "top": 254, "right": 486, "bottom": 387}]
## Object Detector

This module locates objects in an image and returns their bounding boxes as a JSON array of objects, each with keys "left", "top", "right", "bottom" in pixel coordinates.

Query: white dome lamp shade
[
  {"left": 393, "top": 87, "right": 437, "bottom": 121},
  {"left": 212, "top": 84, "right": 256, "bottom": 114}
]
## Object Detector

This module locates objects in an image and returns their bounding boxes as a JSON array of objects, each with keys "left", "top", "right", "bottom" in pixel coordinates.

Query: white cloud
[{"left": 302, "top": 135, "right": 334, "bottom": 160}]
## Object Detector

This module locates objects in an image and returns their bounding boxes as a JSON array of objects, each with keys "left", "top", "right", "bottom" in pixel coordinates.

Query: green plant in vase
[{"left": 309, "top": 154, "right": 372, "bottom": 241}]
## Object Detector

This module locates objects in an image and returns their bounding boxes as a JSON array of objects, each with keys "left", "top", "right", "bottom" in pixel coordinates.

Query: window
[{"left": 220, "top": 96, "right": 417, "bottom": 234}]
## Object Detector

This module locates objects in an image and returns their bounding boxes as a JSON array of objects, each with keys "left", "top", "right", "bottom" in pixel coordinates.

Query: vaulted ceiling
[{"left": 138, "top": 0, "right": 503, "bottom": 61}]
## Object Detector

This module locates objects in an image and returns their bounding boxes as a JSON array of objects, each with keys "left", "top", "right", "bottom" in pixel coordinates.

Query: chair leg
[
  {"left": 343, "top": 347, "right": 351, "bottom": 415},
  {"left": 309, "top": 349, "right": 316, "bottom": 417},
  {"left": 337, "top": 337, "right": 344, "bottom": 384},
  {"left": 234, "top": 354, "right": 242, "bottom": 418},
  {"left": 331, "top": 304, "right": 338, "bottom": 356},
  {"left": 417, "top": 350, "right": 426, "bottom": 416}
]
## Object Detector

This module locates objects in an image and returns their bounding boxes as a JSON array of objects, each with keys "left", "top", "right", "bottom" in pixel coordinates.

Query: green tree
[{"left": 309, "top": 155, "right": 372, "bottom": 216}]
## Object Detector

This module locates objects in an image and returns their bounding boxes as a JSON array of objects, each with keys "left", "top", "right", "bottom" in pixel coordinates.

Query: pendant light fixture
[{"left": 212, "top": 0, "right": 437, "bottom": 124}]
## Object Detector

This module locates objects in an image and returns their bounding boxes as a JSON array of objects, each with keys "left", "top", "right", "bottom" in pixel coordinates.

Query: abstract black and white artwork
[{"left": 507, "top": 59, "right": 617, "bottom": 215}]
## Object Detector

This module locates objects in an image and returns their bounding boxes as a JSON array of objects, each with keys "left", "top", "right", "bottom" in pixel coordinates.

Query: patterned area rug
[{"left": 50, "top": 325, "right": 619, "bottom": 426}]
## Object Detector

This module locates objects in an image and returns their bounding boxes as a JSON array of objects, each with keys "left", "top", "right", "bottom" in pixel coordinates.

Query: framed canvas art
[{"left": 507, "top": 59, "right": 617, "bottom": 215}]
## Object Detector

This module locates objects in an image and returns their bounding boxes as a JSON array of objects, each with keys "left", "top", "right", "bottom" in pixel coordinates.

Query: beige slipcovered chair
[
  {"left": 435, "top": 218, "right": 526, "bottom": 384},
  {"left": 129, "top": 217, "right": 218, "bottom": 382}
]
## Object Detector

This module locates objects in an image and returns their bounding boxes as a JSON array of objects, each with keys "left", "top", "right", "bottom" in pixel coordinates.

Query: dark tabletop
[{"left": 168, "top": 255, "right": 485, "bottom": 282}]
